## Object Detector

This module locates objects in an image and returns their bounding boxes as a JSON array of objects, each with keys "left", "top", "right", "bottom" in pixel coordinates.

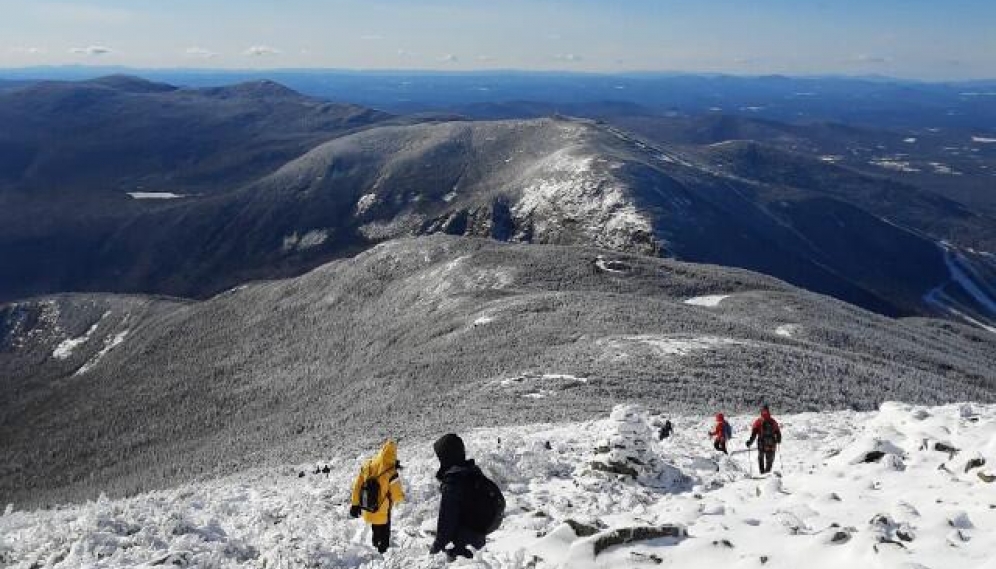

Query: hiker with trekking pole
[{"left": 745, "top": 405, "right": 782, "bottom": 475}]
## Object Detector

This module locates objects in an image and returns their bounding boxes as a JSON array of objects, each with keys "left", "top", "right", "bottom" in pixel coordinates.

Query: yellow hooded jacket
[{"left": 351, "top": 440, "right": 405, "bottom": 525}]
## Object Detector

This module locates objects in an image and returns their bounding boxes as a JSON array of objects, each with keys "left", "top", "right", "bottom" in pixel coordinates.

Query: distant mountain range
[
  {"left": 4, "top": 67, "right": 996, "bottom": 128},
  {"left": 1, "top": 75, "right": 995, "bottom": 329}
]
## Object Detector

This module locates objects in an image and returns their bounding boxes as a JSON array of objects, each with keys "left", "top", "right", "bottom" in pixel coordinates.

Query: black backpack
[
  {"left": 359, "top": 476, "right": 381, "bottom": 512},
  {"left": 760, "top": 419, "right": 778, "bottom": 450},
  {"left": 464, "top": 471, "right": 505, "bottom": 535}
]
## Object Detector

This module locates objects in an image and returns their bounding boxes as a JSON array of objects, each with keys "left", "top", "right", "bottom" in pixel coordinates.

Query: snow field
[{"left": 2, "top": 402, "right": 995, "bottom": 568}]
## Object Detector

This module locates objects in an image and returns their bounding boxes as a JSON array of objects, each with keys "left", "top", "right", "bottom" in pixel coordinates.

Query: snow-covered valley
[{"left": 3, "top": 402, "right": 994, "bottom": 569}]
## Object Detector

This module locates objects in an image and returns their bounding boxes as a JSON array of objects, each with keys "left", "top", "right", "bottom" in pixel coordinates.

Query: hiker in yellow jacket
[{"left": 349, "top": 440, "right": 405, "bottom": 553}]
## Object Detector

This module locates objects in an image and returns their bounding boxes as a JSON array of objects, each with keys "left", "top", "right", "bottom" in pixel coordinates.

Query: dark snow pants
[
  {"left": 446, "top": 528, "right": 486, "bottom": 559},
  {"left": 372, "top": 513, "right": 391, "bottom": 553},
  {"left": 758, "top": 448, "right": 776, "bottom": 474},
  {"left": 713, "top": 438, "right": 728, "bottom": 454}
]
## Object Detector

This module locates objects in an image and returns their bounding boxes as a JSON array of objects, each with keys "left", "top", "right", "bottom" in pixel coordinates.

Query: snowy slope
[{"left": 3, "top": 402, "right": 994, "bottom": 569}]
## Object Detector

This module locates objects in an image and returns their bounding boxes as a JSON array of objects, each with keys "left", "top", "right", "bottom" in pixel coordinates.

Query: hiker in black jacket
[{"left": 429, "top": 433, "right": 487, "bottom": 560}]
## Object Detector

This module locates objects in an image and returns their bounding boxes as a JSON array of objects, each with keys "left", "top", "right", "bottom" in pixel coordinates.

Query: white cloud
[
  {"left": 553, "top": 53, "right": 582, "bottom": 62},
  {"left": 9, "top": 47, "right": 46, "bottom": 55},
  {"left": 69, "top": 45, "right": 113, "bottom": 56},
  {"left": 245, "top": 45, "right": 280, "bottom": 56},
  {"left": 438, "top": 53, "right": 458, "bottom": 63},
  {"left": 854, "top": 54, "right": 892, "bottom": 64},
  {"left": 360, "top": 34, "right": 383, "bottom": 41},
  {"left": 185, "top": 47, "right": 217, "bottom": 59},
  {"left": 476, "top": 55, "right": 494, "bottom": 62}
]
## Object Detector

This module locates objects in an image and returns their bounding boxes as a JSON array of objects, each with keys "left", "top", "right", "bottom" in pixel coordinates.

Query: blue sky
[{"left": 1, "top": 0, "right": 993, "bottom": 79}]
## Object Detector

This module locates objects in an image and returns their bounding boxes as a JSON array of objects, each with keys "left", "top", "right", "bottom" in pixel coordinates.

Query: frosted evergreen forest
[{"left": 3, "top": 236, "right": 994, "bottom": 509}]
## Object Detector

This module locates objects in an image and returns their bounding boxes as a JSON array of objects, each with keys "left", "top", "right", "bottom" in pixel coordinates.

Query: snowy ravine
[{"left": 3, "top": 403, "right": 995, "bottom": 569}]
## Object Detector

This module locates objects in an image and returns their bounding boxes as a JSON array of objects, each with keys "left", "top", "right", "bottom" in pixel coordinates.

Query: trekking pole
[{"left": 778, "top": 444, "right": 785, "bottom": 474}]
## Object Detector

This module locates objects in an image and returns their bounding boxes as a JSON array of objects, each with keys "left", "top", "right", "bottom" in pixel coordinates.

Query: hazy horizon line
[{"left": 2, "top": 64, "right": 995, "bottom": 85}]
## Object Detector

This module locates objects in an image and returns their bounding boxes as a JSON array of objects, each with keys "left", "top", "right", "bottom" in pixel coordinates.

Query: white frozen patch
[
  {"left": 928, "top": 162, "right": 962, "bottom": 175},
  {"left": 599, "top": 334, "right": 748, "bottom": 357},
  {"left": 775, "top": 324, "right": 801, "bottom": 338},
  {"left": 127, "top": 192, "right": 185, "bottom": 200},
  {"left": 496, "top": 373, "right": 589, "bottom": 400},
  {"left": 499, "top": 373, "right": 589, "bottom": 387},
  {"left": 972, "top": 136, "right": 996, "bottom": 144},
  {"left": 52, "top": 312, "right": 110, "bottom": 359},
  {"left": 903, "top": 137, "right": 917, "bottom": 144},
  {"left": 512, "top": 148, "right": 656, "bottom": 254},
  {"left": 75, "top": 331, "right": 129, "bottom": 376},
  {"left": 355, "top": 193, "right": 377, "bottom": 215},
  {"left": 683, "top": 294, "right": 730, "bottom": 307},
  {"left": 473, "top": 316, "right": 494, "bottom": 326},
  {"left": 282, "top": 229, "right": 329, "bottom": 252},
  {"left": 869, "top": 158, "right": 920, "bottom": 173},
  {"left": 594, "top": 255, "right": 629, "bottom": 274},
  {"left": 52, "top": 330, "right": 94, "bottom": 359},
  {"left": 442, "top": 191, "right": 458, "bottom": 203},
  {"left": 818, "top": 155, "right": 843, "bottom": 163}
]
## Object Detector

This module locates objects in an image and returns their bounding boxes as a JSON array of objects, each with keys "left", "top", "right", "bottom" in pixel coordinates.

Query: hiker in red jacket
[
  {"left": 746, "top": 405, "right": 782, "bottom": 474},
  {"left": 710, "top": 413, "right": 732, "bottom": 454}
]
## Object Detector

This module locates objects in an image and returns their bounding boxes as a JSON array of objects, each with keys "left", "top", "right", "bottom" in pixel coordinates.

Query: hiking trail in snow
[{"left": 2, "top": 402, "right": 995, "bottom": 568}]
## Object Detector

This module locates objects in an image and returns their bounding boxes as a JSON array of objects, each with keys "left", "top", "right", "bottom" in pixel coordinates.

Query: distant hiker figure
[
  {"left": 430, "top": 434, "right": 505, "bottom": 560},
  {"left": 711, "top": 413, "right": 732, "bottom": 454},
  {"left": 349, "top": 440, "right": 405, "bottom": 553},
  {"left": 746, "top": 405, "right": 782, "bottom": 474},
  {"left": 659, "top": 419, "right": 673, "bottom": 440}
]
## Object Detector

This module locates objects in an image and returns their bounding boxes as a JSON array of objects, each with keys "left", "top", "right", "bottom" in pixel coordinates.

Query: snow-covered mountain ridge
[{"left": 3, "top": 402, "right": 994, "bottom": 569}]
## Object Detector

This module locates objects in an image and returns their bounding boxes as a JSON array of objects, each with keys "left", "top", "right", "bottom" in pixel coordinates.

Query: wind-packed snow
[
  {"left": 52, "top": 324, "right": 98, "bottom": 359},
  {"left": 512, "top": 148, "right": 656, "bottom": 254},
  {"left": 52, "top": 312, "right": 110, "bottom": 359},
  {"left": 869, "top": 158, "right": 920, "bottom": 173},
  {"left": 774, "top": 324, "right": 800, "bottom": 338},
  {"left": 928, "top": 162, "right": 962, "bottom": 176},
  {"left": 282, "top": 230, "right": 330, "bottom": 253},
  {"left": 598, "top": 335, "right": 748, "bottom": 358},
  {"left": 356, "top": 193, "right": 378, "bottom": 215},
  {"left": 683, "top": 294, "right": 731, "bottom": 307},
  {"left": 3, "top": 402, "right": 994, "bottom": 569},
  {"left": 74, "top": 331, "right": 129, "bottom": 376}
]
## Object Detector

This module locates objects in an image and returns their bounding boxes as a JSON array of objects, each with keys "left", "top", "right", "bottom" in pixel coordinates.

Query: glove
[
  {"left": 349, "top": 505, "right": 361, "bottom": 518},
  {"left": 746, "top": 441, "right": 752, "bottom": 448}
]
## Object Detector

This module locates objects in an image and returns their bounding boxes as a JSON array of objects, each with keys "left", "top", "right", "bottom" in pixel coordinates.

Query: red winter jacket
[
  {"left": 748, "top": 410, "right": 782, "bottom": 449},
  {"left": 711, "top": 414, "right": 729, "bottom": 441}
]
